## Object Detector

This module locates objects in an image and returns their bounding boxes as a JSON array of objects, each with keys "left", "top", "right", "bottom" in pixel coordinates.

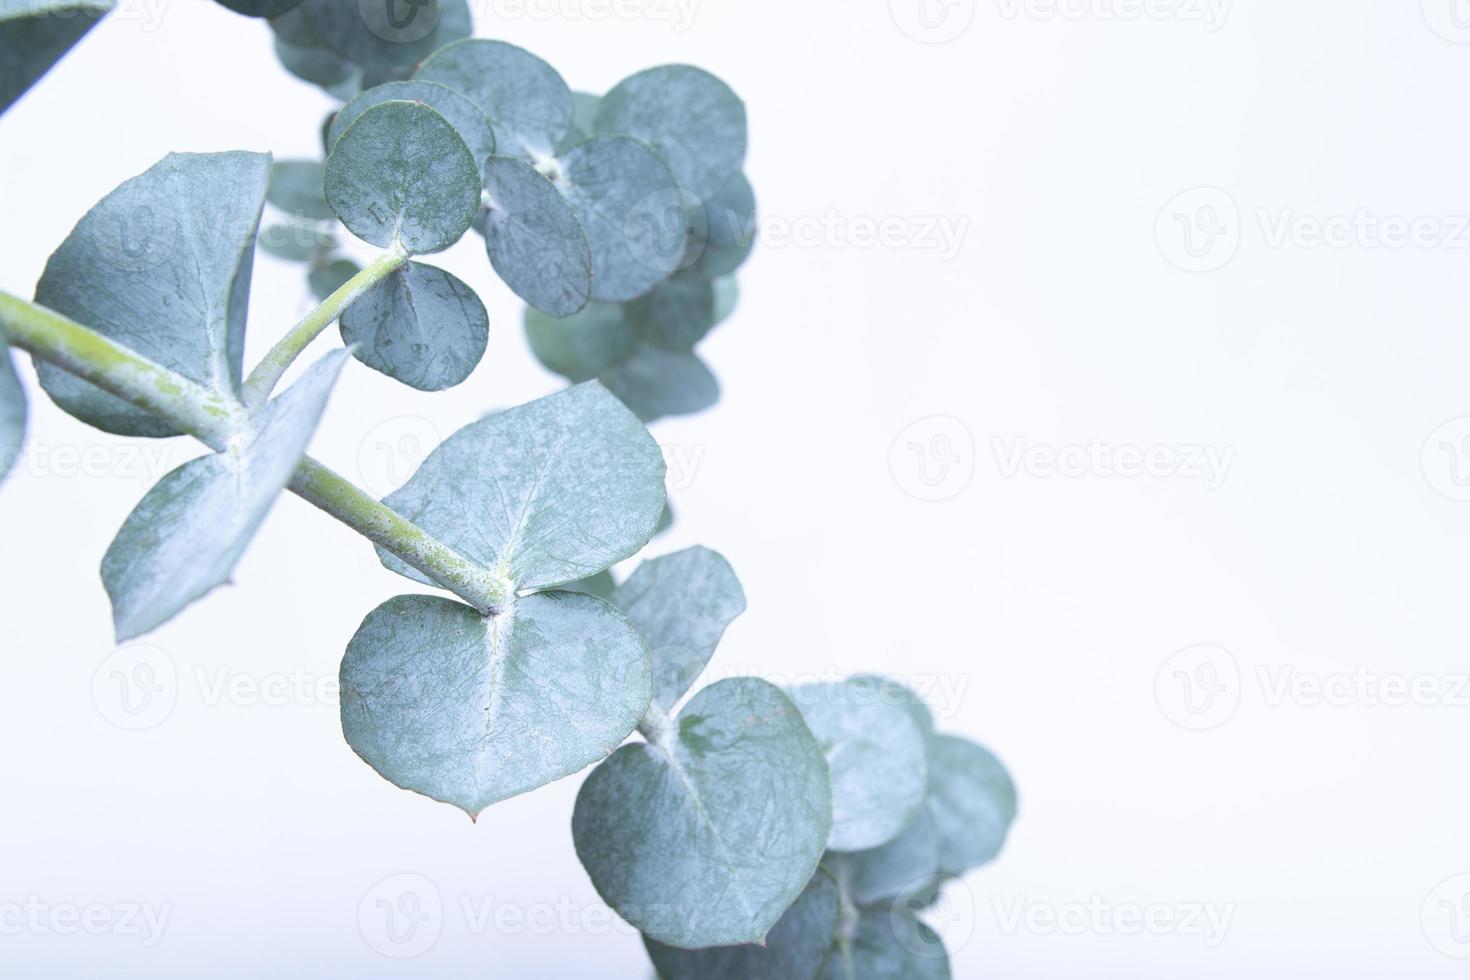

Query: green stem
[
  {"left": 241, "top": 244, "right": 408, "bottom": 407},
  {"left": 0, "top": 290, "right": 509, "bottom": 616}
]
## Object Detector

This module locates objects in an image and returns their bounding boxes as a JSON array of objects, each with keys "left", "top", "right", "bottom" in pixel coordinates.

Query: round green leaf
[
  {"left": 102, "top": 348, "right": 350, "bottom": 641},
  {"left": 329, "top": 79, "right": 495, "bottom": 163},
  {"left": 572, "top": 678, "right": 833, "bottom": 948},
  {"left": 415, "top": 38, "right": 572, "bottom": 160},
  {"left": 625, "top": 270, "right": 716, "bottom": 351},
  {"left": 0, "top": 337, "right": 25, "bottom": 486},
  {"left": 690, "top": 172, "right": 757, "bottom": 277},
  {"left": 34, "top": 151, "right": 270, "bottom": 437},
  {"left": 818, "top": 908, "right": 951, "bottom": 980},
  {"left": 340, "top": 591, "right": 652, "bottom": 817},
  {"left": 596, "top": 65, "right": 747, "bottom": 200},
  {"left": 611, "top": 546, "right": 746, "bottom": 715},
  {"left": 524, "top": 302, "right": 639, "bottom": 382},
  {"left": 554, "top": 136, "right": 683, "bottom": 302},
  {"left": 602, "top": 346, "right": 719, "bottom": 423},
  {"left": 267, "top": 159, "right": 334, "bottom": 220},
  {"left": 324, "top": 99, "right": 480, "bottom": 254},
  {"left": 790, "top": 679, "right": 930, "bottom": 853},
  {"left": 926, "top": 735, "right": 1017, "bottom": 876},
  {"left": 482, "top": 155, "right": 592, "bottom": 317},
  {"left": 308, "top": 258, "right": 360, "bottom": 301},
  {"left": 339, "top": 260, "right": 488, "bottom": 391},
  {"left": 273, "top": 36, "right": 356, "bottom": 89},
  {"left": 645, "top": 873, "right": 840, "bottom": 980},
  {"left": 831, "top": 809, "right": 942, "bottom": 908},
  {"left": 379, "top": 382, "right": 665, "bottom": 591}
]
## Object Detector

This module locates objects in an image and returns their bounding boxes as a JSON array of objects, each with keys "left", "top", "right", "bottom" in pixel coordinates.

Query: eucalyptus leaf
[
  {"left": 0, "top": 336, "right": 25, "bottom": 485},
  {"left": 554, "top": 137, "right": 683, "bottom": 302},
  {"left": 790, "top": 679, "right": 930, "bottom": 853},
  {"left": 308, "top": 258, "right": 360, "bottom": 301},
  {"left": 415, "top": 39, "right": 572, "bottom": 161},
  {"left": 612, "top": 546, "right": 746, "bottom": 715},
  {"left": 324, "top": 100, "right": 480, "bottom": 255},
  {"left": 625, "top": 269, "right": 716, "bottom": 351},
  {"left": 524, "top": 303, "right": 638, "bottom": 382},
  {"left": 267, "top": 3, "right": 315, "bottom": 42},
  {"left": 267, "top": 159, "right": 334, "bottom": 220},
  {"left": 690, "top": 172, "right": 757, "bottom": 277},
  {"left": 818, "top": 907, "right": 951, "bottom": 980},
  {"left": 258, "top": 218, "right": 336, "bottom": 262},
  {"left": 274, "top": 36, "right": 357, "bottom": 89},
  {"left": 926, "top": 735, "right": 1017, "bottom": 877},
  {"left": 379, "top": 382, "right": 665, "bottom": 591},
  {"left": 0, "top": 0, "right": 112, "bottom": 115},
  {"left": 339, "top": 260, "right": 488, "bottom": 391},
  {"left": 830, "top": 809, "right": 941, "bottom": 908},
  {"left": 596, "top": 66, "right": 747, "bottom": 200},
  {"left": 564, "top": 570, "right": 616, "bottom": 601},
  {"left": 602, "top": 345, "right": 719, "bottom": 423},
  {"left": 329, "top": 80, "right": 495, "bottom": 164},
  {"left": 712, "top": 275, "right": 739, "bottom": 327},
  {"left": 340, "top": 590, "right": 652, "bottom": 816},
  {"left": 645, "top": 872, "right": 840, "bottom": 980},
  {"left": 297, "top": 0, "right": 470, "bottom": 77},
  {"left": 849, "top": 675, "right": 936, "bottom": 746},
  {"left": 215, "top": 0, "right": 302, "bottom": 15},
  {"left": 101, "top": 348, "right": 350, "bottom": 641},
  {"left": 482, "top": 155, "right": 592, "bottom": 317},
  {"left": 572, "top": 677, "right": 832, "bottom": 948},
  {"left": 34, "top": 151, "right": 269, "bottom": 437}
]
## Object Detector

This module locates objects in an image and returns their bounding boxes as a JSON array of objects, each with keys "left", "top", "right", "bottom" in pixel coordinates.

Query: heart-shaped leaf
[
  {"left": 596, "top": 66, "right": 747, "bottom": 200},
  {"left": 267, "top": 159, "right": 334, "bottom": 220},
  {"left": 325, "top": 100, "right": 480, "bottom": 255},
  {"left": 33, "top": 151, "right": 269, "bottom": 437},
  {"left": 379, "top": 382, "right": 665, "bottom": 591},
  {"left": 415, "top": 39, "right": 572, "bottom": 161},
  {"left": 482, "top": 155, "right": 593, "bottom": 317},
  {"left": 553, "top": 136, "right": 683, "bottom": 302},
  {"left": 295, "top": 0, "right": 470, "bottom": 77},
  {"left": 339, "top": 260, "right": 488, "bottom": 391},
  {"left": 926, "top": 735, "right": 1017, "bottom": 877},
  {"left": 572, "top": 677, "right": 832, "bottom": 948},
  {"left": 215, "top": 0, "right": 302, "bottom": 16},
  {"left": 340, "top": 590, "right": 652, "bottom": 816},
  {"left": 0, "top": 0, "right": 112, "bottom": 115},
  {"left": 329, "top": 79, "right": 495, "bottom": 164},
  {"left": 612, "top": 546, "right": 746, "bottom": 715},
  {"left": 625, "top": 269, "right": 716, "bottom": 351},
  {"left": 818, "top": 907, "right": 951, "bottom": 980},
  {"left": 0, "top": 334, "right": 24, "bottom": 486},
  {"left": 645, "top": 872, "right": 840, "bottom": 980},
  {"left": 790, "top": 679, "right": 930, "bottom": 853},
  {"left": 101, "top": 348, "right": 350, "bottom": 641},
  {"left": 828, "top": 809, "right": 941, "bottom": 908}
]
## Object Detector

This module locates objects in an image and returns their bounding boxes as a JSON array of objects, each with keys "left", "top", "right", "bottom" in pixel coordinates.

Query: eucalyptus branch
[
  {"left": 0, "top": 290, "right": 508, "bottom": 615},
  {"left": 241, "top": 243, "right": 408, "bottom": 407}
]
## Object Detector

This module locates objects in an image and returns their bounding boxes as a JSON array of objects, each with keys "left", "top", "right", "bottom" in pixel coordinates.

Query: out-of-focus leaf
[
  {"left": 596, "top": 65, "right": 747, "bottom": 200},
  {"left": 328, "top": 79, "right": 495, "bottom": 164},
  {"left": 340, "top": 591, "right": 652, "bottom": 817},
  {"left": 273, "top": 36, "right": 357, "bottom": 89},
  {"left": 267, "top": 159, "right": 334, "bottom": 220},
  {"left": 325, "top": 100, "right": 480, "bottom": 254},
  {"left": 215, "top": 0, "right": 302, "bottom": 16},
  {"left": 611, "top": 546, "right": 746, "bottom": 714},
  {"left": 379, "top": 382, "right": 665, "bottom": 591},
  {"left": 101, "top": 348, "right": 350, "bottom": 641},
  {"left": 524, "top": 303, "right": 638, "bottom": 382},
  {"left": 602, "top": 345, "right": 719, "bottom": 423},
  {"left": 482, "top": 155, "right": 592, "bottom": 317},
  {"left": 572, "top": 678, "right": 832, "bottom": 948},
  {"left": 690, "top": 172, "right": 757, "bottom": 276},
  {"left": 416, "top": 38, "right": 571, "bottom": 161},
  {"left": 790, "top": 679, "right": 930, "bottom": 853},
  {"left": 645, "top": 872, "right": 840, "bottom": 980},
  {"left": 34, "top": 151, "right": 269, "bottom": 437},
  {"left": 339, "top": 260, "right": 488, "bottom": 391},
  {"left": 624, "top": 269, "right": 716, "bottom": 351},
  {"left": 817, "top": 907, "right": 951, "bottom": 980},
  {"left": 563, "top": 569, "right": 616, "bottom": 601},
  {"left": 926, "top": 735, "right": 1017, "bottom": 876},
  {"left": 828, "top": 809, "right": 942, "bottom": 908},
  {"left": 258, "top": 218, "right": 337, "bottom": 262},
  {"left": 308, "top": 258, "right": 359, "bottom": 301},
  {"left": 297, "top": 0, "right": 470, "bottom": 78},
  {"left": 0, "top": 0, "right": 113, "bottom": 115}
]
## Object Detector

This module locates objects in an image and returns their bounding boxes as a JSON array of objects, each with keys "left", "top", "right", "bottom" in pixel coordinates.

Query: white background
[{"left": 3, "top": 0, "right": 1470, "bottom": 976}]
